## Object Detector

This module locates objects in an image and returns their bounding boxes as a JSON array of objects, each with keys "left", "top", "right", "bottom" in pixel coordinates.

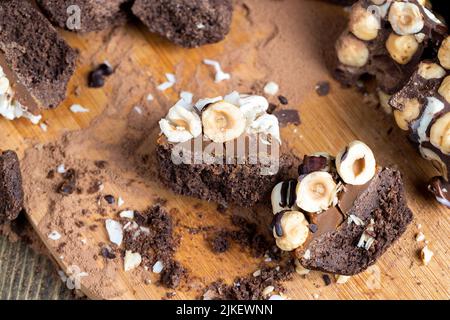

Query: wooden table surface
[{"left": 0, "top": 0, "right": 449, "bottom": 300}]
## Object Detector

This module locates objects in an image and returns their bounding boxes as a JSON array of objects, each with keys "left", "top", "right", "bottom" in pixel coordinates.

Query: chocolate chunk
[
  {"left": 322, "top": 274, "right": 332, "bottom": 286},
  {"left": 88, "top": 63, "right": 114, "bottom": 88},
  {"left": 132, "top": 0, "right": 233, "bottom": 48},
  {"left": 104, "top": 195, "right": 115, "bottom": 204},
  {"left": 315, "top": 81, "right": 330, "bottom": 96},
  {"left": 273, "top": 109, "right": 301, "bottom": 127},
  {"left": 36, "top": 0, "right": 131, "bottom": 33},
  {"left": 58, "top": 180, "right": 76, "bottom": 195},
  {"left": 0, "top": 0, "right": 77, "bottom": 112},
  {"left": 298, "top": 155, "right": 328, "bottom": 175},
  {"left": 101, "top": 247, "right": 116, "bottom": 259},
  {"left": 309, "top": 224, "right": 318, "bottom": 233},
  {"left": 0, "top": 151, "right": 24, "bottom": 221}
]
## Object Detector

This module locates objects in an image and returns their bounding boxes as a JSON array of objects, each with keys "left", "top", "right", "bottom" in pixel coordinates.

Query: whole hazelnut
[
  {"left": 386, "top": 33, "right": 419, "bottom": 65},
  {"left": 336, "top": 34, "right": 370, "bottom": 68}
]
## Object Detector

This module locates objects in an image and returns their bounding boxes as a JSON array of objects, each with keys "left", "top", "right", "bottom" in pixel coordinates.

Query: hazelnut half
[
  {"left": 393, "top": 98, "right": 422, "bottom": 130},
  {"left": 159, "top": 104, "right": 202, "bottom": 143},
  {"left": 273, "top": 211, "right": 309, "bottom": 252},
  {"left": 388, "top": 2, "right": 424, "bottom": 35},
  {"left": 202, "top": 101, "right": 246, "bottom": 143},
  {"left": 386, "top": 33, "right": 419, "bottom": 65},
  {"left": 336, "top": 140, "right": 377, "bottom": 185},
  {"left": 349, "top": 4, "right": 380, "bottom": 41},
  {"left": 336, "top": 34, "right": 370, "bottom": 68},
  {"left": 296, "top": 171, "right": 338, "bottom": 213}
]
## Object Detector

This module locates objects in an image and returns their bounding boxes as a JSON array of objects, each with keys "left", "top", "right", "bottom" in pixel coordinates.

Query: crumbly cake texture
[
  {"left": 36, "top": 0, "right": 132, "bottom": 33},
  {"left": 0, "top": 0, "right": 77, "bottom": 110},
  {"left": 332, "top": 0, "right": 447, "bottom": 96},
  {"left": 0, "top": 151, "right": 24, "bottom": 222},
  {"left": 389, "top": 36, "right": 450, "bottom": 207},
  {"left": 300, "top": 168, "right": 413, "bottom": 275},
  {"left": 156, "top": 137, "right": 298, "bottom": 207},
  {"left": 132, "top": 0, "right": 233, "bottom": 48}
]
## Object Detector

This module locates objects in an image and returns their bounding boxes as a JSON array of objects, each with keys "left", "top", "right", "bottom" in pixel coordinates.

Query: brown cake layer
[
  {"left": 0, "top": 151, "right": 24, "bottom": 222},
  {"left": 0, "top": 0, "right": 77, "bottom": 111},
  {"left": 132, "top": 0, "right": 233, "bottom": 48},
  {"left": 36, "top": 0, "right": 132, "bottom": 33},
  {"left": 299, "top": 168, "right": 413, "bottom": 275},
  {"left": 156, "top": 135, "right": 298, "bottom": 207}
]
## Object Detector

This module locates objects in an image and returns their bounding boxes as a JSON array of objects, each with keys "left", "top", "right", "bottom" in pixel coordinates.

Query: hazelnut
[
  {"left": 388, "top": 2, "right": 424, "bottom": 35},
  {"left": 349, "top": 4, "right": 380, "bottom": 41},
  {"left": 393, "top": 98, "right": 421, "bottom": 130},
  {"left": 386, "top": 33, "right": 419, "bottom": 65},
  {"left": 378, "top": 90, "right": 392, "bottom": 114},
  {"left": 273, "top": 211, "right": 309, "bottom": 251},
  {"left": 295, "top": 171, "right": 338, "bottom": 213},
  {"left": 430, "top": 112, "right": 450, "bottom": 154},
  {"left": 438, "top": 36, "right": 450, "bottom": 69},
  {"left": 417, "top": 62, "right": 446, "bottom": 80},
  {"left": 370, "top": 0, "right": 386, "bottom": 5},
  {"left": 420, "top": 146, "right": 448, "bottom": 178},
  {"left": 271, "top": 180, "right": 299, "bottom": 214},
  {"left": 202, "top": 101, "right": 246, "bottom": 143},
  {"left": 336, "top": 34, "right": 370, "bottom": 68},
  {"left": 159, "top": 104, "right": 202, "bottom": 143},
  {"left": 336, "top": 140, "right": 377, "bottom": 185},
  {"left": 420, "top": 246, "right": 433, "bottom": 266},
  {"left": 438, "top": 76, "right": 450, "bottom": 104}
]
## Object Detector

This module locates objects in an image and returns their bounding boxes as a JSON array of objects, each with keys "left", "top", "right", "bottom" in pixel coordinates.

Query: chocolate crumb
[
  {"left": 104, "top": 195, "right": 115, "bottom": 204},
  {"left": 88, "top": 63, "right": 114, "bottom": 88},
  {"left": 309, "top": 224, "right": 318, "bottom": 233},
  {"left": 210, "top": 232, "right": 230, "bottom": 253},
  {"left": 101, "top": 247, "right": 116, "bottom": 259},
  {"left": 322, "top": 274, "right": 331, "bottom": 286},
  {"left": 278, "top": 95, "right": 288, "bottom": 105},
  {"left": 94, "top": 160, "right": 108, "bottom": 169},
  {"left": 267, "top": 103, "right": 277, "bottom": 114},
  {"left": 315, "top": 81, "right": 330, "bottom": 96},
  {"left": 160, "top": 261, "right": 187, "bottom": 289}
]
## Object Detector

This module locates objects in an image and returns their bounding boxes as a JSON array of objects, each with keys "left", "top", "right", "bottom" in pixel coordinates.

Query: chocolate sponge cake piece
[
  {"left": 299, "top": 168, "right": 413, "bottom": 275},
  {"left": 0, "top": 0, "right": 77, "bottom": 114},
  {"left": 36, "top": 0, "right": 132, "bottom": 33},
  {"left": 132, "top": 0, "right": 233, "bottom": 48},
  {"left": 0, "top": 151, "right": 24, "bottom": 222}
]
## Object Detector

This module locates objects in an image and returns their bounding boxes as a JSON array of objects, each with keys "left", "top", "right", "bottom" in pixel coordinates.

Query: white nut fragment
[
  {"left": 273, "top": 211, "right": 309, "bottom": 251},
  {"left": 388, "top": 2, "right": 424, "bottom": 36},
  {"left": 336, "top": 141, "right": 376, "bottom": 185},
  {"left": 335, "top": 275, "right": 351, "bottom": 284},
  {"left": 349, "top": 4, "right": 380, "bottom": 41},
  {"left": 124, "top": 251, "right": 142, "bottom": 272},
  {"left": 438, "top": 36, "right": 450, "bottom": 69},
  {"left": 294, "top": 259, "right": 310, "bottom": 276},
  {"left": 438, "top": 76, "right": 450, "bottom": 104},
  {"left": 336, "top": 35, "right": 370, "bottom": 68},
  {"left": 159, "top": 104, "right": 202, "bottom": 143},
  {"left": 370, "top": 0, "right": 386, "bottom": 5},
  {"left": 417, "top": 62, "right": 446, "bottom": 80},
  {"left": 417, "top": 97, "right": 445, "bottom": 143},
  {"left": 296, "top": 171, "right": 337, "bottom": 213},
  {"left": 393, "top": 98, "right": 421, "bottom": 130},
  {"left": 263, "top": 81, "right": 279, "bottom": 96},
  {"left": 105, "top": 219, "right": 123, "bottom": 246},
  {"left": 378, "top": 90, "right": 392, "bottom": 114},
  {"left": 430, "top": 112, "right": 450, "bottom": 154},
  {"left": 248, "top": 114, "right": 281, "bottom": 144},
  {"left": 202, "top": 101, "right": 246, "bottom": 143},
  {"left": 386, "top": 33, "right": 419, "bottom": 65},
  {"left": 420, "top": 246, "right": 434, "bottom": 265}
]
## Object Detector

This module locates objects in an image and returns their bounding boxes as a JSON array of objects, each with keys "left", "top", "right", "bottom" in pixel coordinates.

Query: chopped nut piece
[
  {"left": 335, "top": 275, "right": 351, "bottom": 284},
  {"left": 349, "top": 4, "right": 380, "bottom": 41},
  {"left": 273, "top": 211, "right": 309, "bottom": 251},
  {"left": 202, "top": 101, "right": 246, "bottom": 143},
  {"left": 438, "top": 76, "right": 450, "bottom": 104},
  {"left": 393, "top": 98, "right": 421, "bottom": 131},
  {"left": 417, "top": 62, "right": 446, "bottom": 80},
  {"left": 430, "top": 112, "right": 450, "bottom": 154},
  {"left": 388, "top": 2, "right": 424, "bottom": 36},
  {"left": 415, "top": 232, "right": 425, "bottom": 242},
  {"left": 420, "top": 246, "right": 434, "bottom": 265},
  {"left": 438, "top": 36, "right": 450, "bottom": 70}
]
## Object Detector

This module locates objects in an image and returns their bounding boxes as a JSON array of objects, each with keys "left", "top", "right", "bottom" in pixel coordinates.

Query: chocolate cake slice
[
  {"left": 270, "top": 141, "right": 413, "bottom": 275},
  {"left": 132, "top": 0, "right": 233, "bottom": 48},
  {"left": 36, "top": 0, "right": 132, "bottom": 33},
  {"left": 0, "top": 150, "right": 24, "bottom": 222},
  {"left": 0, "top": 0, "right": 77, "bottom": 122},
  {"left": 156, "top": 92, "right": 298, "bottom": 207}
]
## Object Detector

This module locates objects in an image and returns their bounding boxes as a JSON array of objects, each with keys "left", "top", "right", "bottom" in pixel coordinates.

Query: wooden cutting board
[{"left": 0, "top": 1, "right": 448, "bottom": 300}]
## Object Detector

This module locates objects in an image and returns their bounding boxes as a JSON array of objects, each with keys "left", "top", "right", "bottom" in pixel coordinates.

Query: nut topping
[
  {"left": 336, "top": 140, "right": 376, "bottom": 185},
  {"left": 273, "top": 211, "right": 309, "bottom": 251},
  {"left": 417, "top": 62, "right": 446, "bottom": 80},
  {"left": 202, "top": 101, "right": 246, "bottom": 143},
  {"left": 438, "top": 76, "right": 450, "bottom": 104},
  {"left": 438, "top": 36, "right": 450, "bottom": 70},
  {"left": 393, "top": 98, "right": 422, "bottom": 131},
  {"left": 159, "top": 104, "right": 202, "bottom": 143},
  {"left": 430, "top": 112, "right": 450, "bottom": 154},
  {"left": 296, "top": 171, "right": 338, "bottom": 213},
  {"left": 349, "top": 4, "right": 381, "bottom": 41},
  {"left": 336, "top": 34, "right": 370, "bottom": 68},
  {"left": 385, "top": 33, "right": 419, "bottom": 65},
  {"left": 420, "top": 146, "right": 448, "bottom": 178},
  {"left": 271, "top": 180, "right": 298, "bottom": 214},
  {"left": 388, "top": 2, "right": 424, "bottom": 36}
]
